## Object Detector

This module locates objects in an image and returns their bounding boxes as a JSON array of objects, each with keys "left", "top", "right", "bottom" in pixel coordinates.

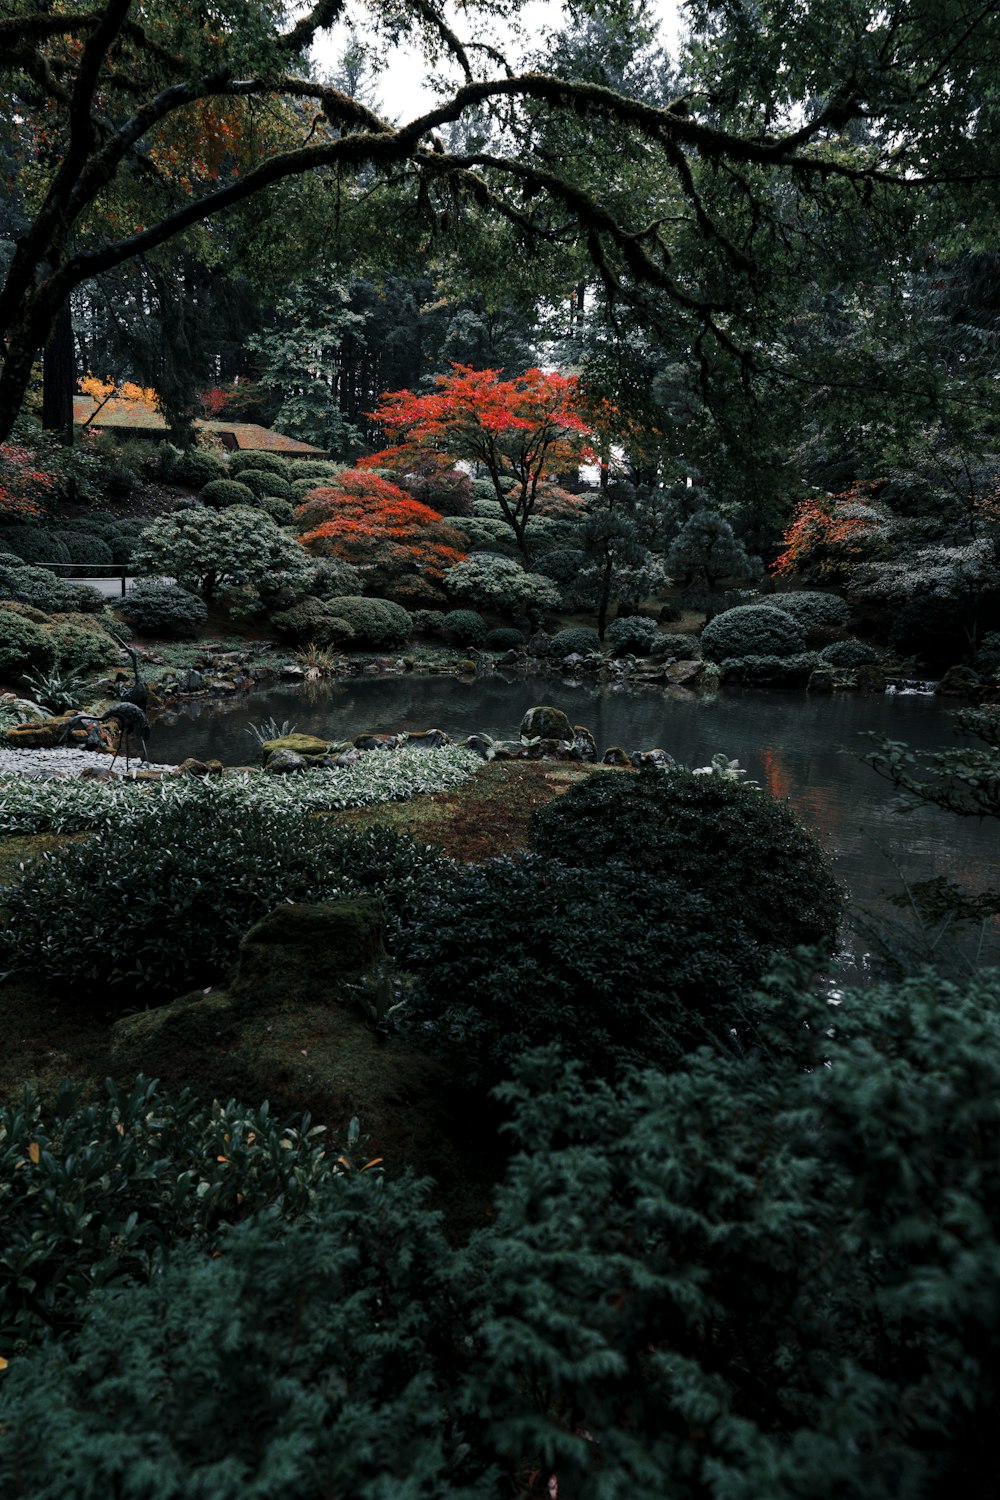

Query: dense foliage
[{"left": 700, "top": 605, "right": 807, "bottom": 662}]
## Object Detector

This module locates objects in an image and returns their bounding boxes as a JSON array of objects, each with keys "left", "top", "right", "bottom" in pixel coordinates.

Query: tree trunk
[
  {"left": 596, "top": 554, "right": 613, "bottom": 638},
  {"left": 42, "top": 297, "right": 76, "bottom": 447}
]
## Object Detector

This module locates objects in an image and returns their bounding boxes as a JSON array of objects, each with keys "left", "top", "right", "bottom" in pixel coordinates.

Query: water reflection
[{"left": 154, "top": 674, "right": 1000, "bottom": 978}]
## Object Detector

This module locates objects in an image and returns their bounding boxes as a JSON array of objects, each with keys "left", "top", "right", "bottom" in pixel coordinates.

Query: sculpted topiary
[{"left": 700, "top": 604, "right": 806, "bottom": 662}]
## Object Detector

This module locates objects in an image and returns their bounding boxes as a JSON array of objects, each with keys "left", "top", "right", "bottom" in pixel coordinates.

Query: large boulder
[
  {"left": 520, "top": 705, "right": 573, "bottom": 741},
  {"left": 229, "top": 898, "right": 386, "bottom": 1011},
  {"left": 260, "top": 732, "right": 331, "bottom": 761},
  {"left": 111, "top": 989, "right": 240, "bottom": 1077}
]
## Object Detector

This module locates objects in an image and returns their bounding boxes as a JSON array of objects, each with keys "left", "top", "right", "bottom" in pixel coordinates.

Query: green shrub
[
  {"left": 701, "top": 604, "right": 806, "bottom": 662},
  {"left": 237, "top": 469, "right": 293, "bottom": 501},
  {"left": 889, "top": 594, "right": 969, "bottom": 666},
  {"left": 227, "top": 452, "right": 290, "bottom": 477},
  {"left": 0, "top": 607, "right": 55, "bottom": 679},
  {"left": 309, "top": 556, "right": 364, "bottom": 600},
  {"left": 170, "top": 449, "right": 225, "bottom": 488},
  {"left": 768, "top": 589, "right": 851, "bottom": 631},
  {"left": 0, "top": 1077, "right": 342, "bottom": 1346},
  {"left": 974, "top": 632, "right": 1000, "bottom": 679},
  {"left": 484, "top": 626, "right": 526, "bottom": 650},
  {"left": 394, "top": 858, "right": 762, "bottom": 1082},
  {"left": 0, "top": 558, "right": 103, "bottom": 614},
  {"left": 0, "top": 525, "right": 70, "bottom": 566},
  {"left": 821, "top": 638, "right": 879, "bottom": 668},
  {"left": 535, "top": 547, "right": 588, "bottom": 585},
  {"left": 440, "top": 608, "right": 487, "bottom": 647},
  {"left": 119, "top": 581, "right": 208, "bottom": 639},
  {"left": 289, "top": 475, "right": 327, "bottom": 501},
  {"left": 0, "top": 788, "right": 359, "bottom": 1003},
  {"left": 321, "top": 595, "right": 412, "bottom": 649},
  {"left": 255, "top": 494, "right": 294, "bottom": 524},
  {"left": 286, "top": 460, "right": 342, "bottom": 481},
  {"left": 452, "top": 518, "right": 520, "bottom": 557},
  {"left": 531, "top": 766, "right": 843, "bottom": 953},
  {"left": 49, "top": 529, "right": 114, "bottom": 574},
  {"left": 201, "top": 478, "right": 256, "bottom": 509},
  {"left": 45, "top": 618, "right": 117, "bottom": 673},
  {"left": 270, "top": 598, "right": 355, "bottom": 647},
  {"left": 548, "top": 626, "right": 603, "bottom": 658},
  {"left": 719, "top": 651, "right": 822, "bottom": 685},
  {"left": 651, "top": 632, "right": 700, "bottom": 662},
  {"left": 607, "top": 615, "right": 659, "bottom": 655},
  {"left": 133, "top": 506, "right": 312, "bottom": 604}
]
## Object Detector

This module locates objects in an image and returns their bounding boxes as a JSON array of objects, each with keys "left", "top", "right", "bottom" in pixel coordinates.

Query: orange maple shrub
[
  {"left": 0, "top": 443, "right": 56, "bottom": 518},
  {"left": 296, "top": 469, "right": 467, "bottom": 580},
  {"left": 78, "top": 373, "right": 159, "bottom": 426},
  {"left": 771, "top": 482, "right": 887, "bottom": 580},
  {"left": 362, "top": 364, "right": 594, "bottom": 562}
]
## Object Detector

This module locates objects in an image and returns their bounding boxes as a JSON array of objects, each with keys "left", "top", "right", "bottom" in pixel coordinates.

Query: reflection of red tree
[
  {"left": 760, "top": 747, "right": 792, "bottom": 804},
  {"left": 760, "top": 748, "right": 836, "bottom": 850}
]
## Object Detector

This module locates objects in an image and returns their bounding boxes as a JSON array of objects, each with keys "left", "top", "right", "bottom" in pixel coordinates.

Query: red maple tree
[
  {"left": 771, "top": 482, "right": 886, "bottom": 580},
  {"left": 362, "top": 365, "right": 594, "bottom": 564},
  {"left": 296, "top": 470, "right": 466, "bottom": 581}
]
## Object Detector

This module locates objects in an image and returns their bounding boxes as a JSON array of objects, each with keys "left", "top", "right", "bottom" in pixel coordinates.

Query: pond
[{"left": 153, "top": 673, "right": 1000, "bottom": 978}]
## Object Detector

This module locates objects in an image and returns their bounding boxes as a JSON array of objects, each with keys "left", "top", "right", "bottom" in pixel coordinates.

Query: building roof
[{"left": 72, "top": 398, "right": 326, "bottom": 455}]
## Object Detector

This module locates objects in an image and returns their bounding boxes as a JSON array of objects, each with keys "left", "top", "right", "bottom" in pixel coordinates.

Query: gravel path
[{"left": 0, "top": 746, "right": 177, "bottom": 779}]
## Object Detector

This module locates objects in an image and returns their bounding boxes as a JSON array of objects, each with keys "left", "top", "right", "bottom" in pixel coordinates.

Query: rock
[
  {"left": 264, "top": 748, "right": 307, "bottom": 773},
  {"left": 406, "top": 729, "right": 452, "bottom": 748},
  {"left": 332, "top": 750, "right": 361, "bottom": 766},
  {"left": 260, "top": 733, "right": 331, "bottom": 759},
  {"left": 853, "top": 665, "right": 887, "bottom": 692},
  {"left": 602, "top": 746, "right": 631, "bottom": 766},
  {"left": 280, "top": 664, "right": 306, "bottom": 680},
  {"left": 520, "top": 705, "right": 573, "bottom": 741},
  {"left": 174, "top": 757, "right": 225, "bottom": 776},
  {"left": 354, "top": 733, "right": 405, "bottom": 751},
  {"left": 182, "top": 669, "right": 205, "bottom": 692},
  {"left": 464, "top": 733, "right": 496, "bottom": 759},
  {"left": 569, "top": 726, "right": 597, "bottom": 762},
  {"left": 111, "top": 990, "right": 240, "bottom": 1074},
  {"left": 807, "top": 666, "right": 837, "bottom": 693},
  {"left": 631, "top": 748, "right": 675, "bottom": 770},
  {"left": 497, "top": 649, "right": 524, "bottom": 666},
  {"left": 665, "top": 659, "right": 705, "bottom": 687},
  {"left": 229, "top": 898, "right": 386, "bottom": 1010},
  {"left": 527, "top": 631, "right": 550, "bottom": 657},
  {"left": 936, "top": 665, "right": 980, "bottom": 696},
  {"left": 78, "top": 765, "right": 113, "bottom": 781}
]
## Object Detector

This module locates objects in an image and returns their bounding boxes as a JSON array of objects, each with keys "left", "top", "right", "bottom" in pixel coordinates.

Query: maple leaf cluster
[
  {"left": 0, "top": 443, "right": 57, "bottom": 519},
  {"left": 771, "top": 482, "right": 886, "bottom": 580},
  {"left": 296, "top": 470, "right": 467, "bottom": 580},
  {"left": 78, "top": 374, "right": 159, "bottom": 424},
  {"left": 362, "top": 365, "right": 595, "bottom": 481}
]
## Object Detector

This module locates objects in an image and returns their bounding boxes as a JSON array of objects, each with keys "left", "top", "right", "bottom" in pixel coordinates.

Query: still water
[{"left": 153, "top": 673, "right": 1000, "bottom": 977}]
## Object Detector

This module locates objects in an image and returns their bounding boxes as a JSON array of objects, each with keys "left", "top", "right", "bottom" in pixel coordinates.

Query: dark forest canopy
[{"left": 1, "top": 0, "right": 998, "bottom": 443}]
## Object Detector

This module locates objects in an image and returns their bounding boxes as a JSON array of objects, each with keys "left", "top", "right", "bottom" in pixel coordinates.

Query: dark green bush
[
  {"left": 237, "top": 469, "right": 293, "bottom": 501},
  {"left": 287, "top": 460, "right": 341, "bottom": 481},
  {"left": 0, "top": 559, "right": 103, "bottom": 614},
  {"left": 227, "top": 452, "right": 290, "bottom": 478},
  {"left": 821, "top": 638, "right": 879, "bottom": 668},
  {"left": 255, "top": 494, "right": 294, "bottom": 524},
  {"left": 534, "top": 547, "right": 588, "bottom": 586},
  {"left": 321, "top": 595, "right": 412, "bottom": 649},
  {"left": 607, "top": 615, "right": 659, "bottom": 655},
  {"left": 394, "top": 857, "right": 762, "bottom": 1082},
  {"left": 548, "top": 626, "right": 603, "bottom": 658},
  {"left": 170, "top": 449, "right": 225, "bottom": 488},
  {"left": 889, "top": 594, "right": 970, "bottom": 667},
  {"left": 200, "top": 478, "right": 256, "bottom": 509},
  {"left": 974, "top": 632, "right": 1000, "bottom": 679},
  {"left": 0, "top": 790, "right": 359, "bottom": 1004},
  {"left": 0, "top": 525, "right": 70, "bottom": 566},
  {"left": 440, "top": 608, "right": 487, "bottom": 647},
  {"left": 484, "top": 626, "right": 526, "bottom": 651},
  {"left": 270, "top": 597, "right": 355, "bottom": 647},
  {"left": 45, "top": 618, "right": 117, "bottom": 673},
  {"left": 119, "top": 581, "right": 208, "bottom": 639},
  {"left": 531, "top": 766, "right": 843, "bottom": 953},
  {"left": 651, "top": 632, "right": 700, "bottom": 662},
  {"left": 289, "top": 475, "right": 326, "bottom": 501},
  {"left": 49, "top": 529, "right": 114, "bottom": 575},
  {"left": 0, "top": 1076, "right": 343, "bottom": 1346},
  {"left": 701, "top": 604, "right": 806, "bottom": 662},
  {"left": 767, "top": 589, "right": 851, "bottom": 631},
  {"left": 0, "top": 607, "right": 55, "bottom": 679},
  {"left": 719, "top": 651, "right": 822, "bottom": 685},
  {"left": 309, "top": 556, "right": 364, "bottom": 600}
]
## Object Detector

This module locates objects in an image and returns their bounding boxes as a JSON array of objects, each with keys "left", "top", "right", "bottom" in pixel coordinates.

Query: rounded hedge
[
  {"left": 535, "top": 548, "right": 588, "bottom": 586},
  {"left": 548, "top": 627, "right": 603, "bottom": 659},
  {"left": 118, "top": 581, "right": 208, "bottom": 639},
  {"left": 440, "top": 609, "right": 488, "bottom": 647},
  {"left": 0, "top": 607, "right": 55, "bottom": 679},
  {"left": 237, "top": 469, "right": 293, "bottom": 501},
  {"left": 270, "top": 598, "right": 356, "bottom": 647},
  {"left": 170, "top": 450, "right": 225, "bottom": 488},
  {"left": 321, "top": 595, "right": 412, "bottom": 649},
  {"left": 531, "top": 767, "right": 843, "bottom": 954},
  {"left": 820, "top": 639, "right": 879, "bottom": 668},
  {"left": 484, "top": 627, "right": 526, "bottom": 651},
  {"left": 651, "top": 633, "right": 701, "bottom": 663},
  {"left": 768, "top": 591, "right": 851, "bottom": 631},
  {"left": 227, "top": 452, "right": 290, "bottom": 478},
  {"left": 607, "top": 616, "right": 659, "bottom": 656},
  {"left": 0, "top": 559, "right": 103, "bottom": 615},
  {"left": 201, "top": 479, "right": 256, "bottom": 509},
  {"left": 394, "top": 857, "right": 763, "bottom": 1083},
  {"left": 719, "top": 652, "right": 821, "bottom": 686},
  {"left": 700, "top": 605, "right": 806, "bottom": 663},
  {"left": 0, "top": 526, "right": 71, "bottom": 566}
]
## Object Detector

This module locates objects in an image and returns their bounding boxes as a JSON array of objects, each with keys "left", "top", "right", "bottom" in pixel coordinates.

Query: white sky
[{"left": 312, "top": 1, "right": 685, "bottom": 123}]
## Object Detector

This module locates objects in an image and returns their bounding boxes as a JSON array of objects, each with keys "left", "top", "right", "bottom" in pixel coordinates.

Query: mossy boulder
[
  {"left": 520, "top": 705, "right": 573, "bottom": 741},
  {"left": 259, "top": 732, "right": 331, "bottom": 761},
  {"left": 2, "top": 713, "right": 112, "bottom": 751},
  {"left": 229, "top": 897, "right": 386, "bottom": 1011},
  {"left": 602, "top": 746, "right": 631, "bottom": 766},
  {"left": 111, "top": 990, "right": 240, "bottom": 1077}
]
